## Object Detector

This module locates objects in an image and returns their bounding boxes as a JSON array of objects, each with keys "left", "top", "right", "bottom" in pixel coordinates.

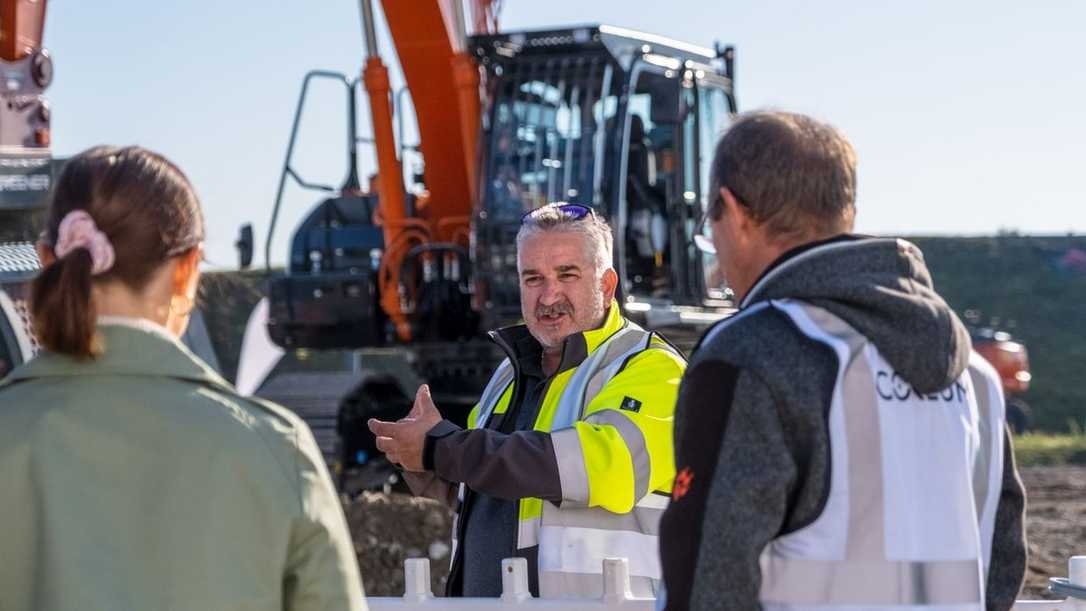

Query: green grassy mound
[
  {"left": 1013, "top": 433, "right": 1086, "bottom": 467},
  {"left": 912, "top": 235, "right": 1086, "bottom": 433}
]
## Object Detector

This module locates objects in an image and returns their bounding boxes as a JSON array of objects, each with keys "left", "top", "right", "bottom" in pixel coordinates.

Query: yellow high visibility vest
[{"left": 454, "top": 305, "right": 685, "bottom": 598}]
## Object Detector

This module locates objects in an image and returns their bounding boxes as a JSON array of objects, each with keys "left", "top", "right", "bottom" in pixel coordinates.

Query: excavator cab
[{"left": 470, "top": 26, "right": 737, "bottom": 343}]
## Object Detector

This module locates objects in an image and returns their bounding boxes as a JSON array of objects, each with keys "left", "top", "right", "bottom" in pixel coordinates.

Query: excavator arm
[{"left": 360, "top": 0, "right": 495, "bottom": 340}]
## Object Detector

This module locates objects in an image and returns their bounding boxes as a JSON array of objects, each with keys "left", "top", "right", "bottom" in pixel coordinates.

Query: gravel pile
[{"left": 345, "top": 492, "right": 454, "bottom": 597}]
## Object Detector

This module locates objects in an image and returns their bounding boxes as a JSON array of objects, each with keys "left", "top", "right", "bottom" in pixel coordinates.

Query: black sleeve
[
  {"left": 985, "top": 426, "right": 1027, "bottom": 611},
  {"left": 660, "top": 361, "right": 808, "bottom": 611},
  {"left": 424, "top": 419, "right": 563, "bottom": 504}
]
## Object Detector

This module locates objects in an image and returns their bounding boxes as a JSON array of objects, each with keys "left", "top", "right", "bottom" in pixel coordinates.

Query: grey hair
[{"left": 516, "top": 204, "right": 614, "bottom": 275}]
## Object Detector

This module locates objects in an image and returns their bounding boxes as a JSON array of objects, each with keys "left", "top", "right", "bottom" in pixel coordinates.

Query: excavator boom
[
  {"left": 377, "top": 0, "right": 476, "bottom": 233},
  {"left": 359, "top": 0, "right": 487, "bottom": 339},
  {"left": 0, "top": 0, "right": 46, "bottom": 61}
]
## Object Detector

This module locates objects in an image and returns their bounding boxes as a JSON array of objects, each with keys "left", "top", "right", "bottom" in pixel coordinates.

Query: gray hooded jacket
[{"left": 658, "top": 236, "right": 1026, "bottom": 610}]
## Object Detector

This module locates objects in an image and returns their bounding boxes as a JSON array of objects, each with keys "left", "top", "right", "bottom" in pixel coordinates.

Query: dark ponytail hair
[{"left": 30, "top": 146, "right": 205, "bottom": 359}]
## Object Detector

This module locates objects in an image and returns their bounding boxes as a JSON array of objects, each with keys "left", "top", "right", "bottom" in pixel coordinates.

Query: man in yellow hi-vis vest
[{"left": 368, "top": 203, "right": 685, "bottom": 598}]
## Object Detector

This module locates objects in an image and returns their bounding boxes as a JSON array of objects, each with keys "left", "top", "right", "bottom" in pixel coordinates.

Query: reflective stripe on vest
[
  {"left": 967, "top": 351, "right": 1006, "bottom": 573},
  {"left": 548, "top": 323, "right": 663, "bottom": 507},
  {"left": 450, "top": 359, "right": 514, "bottom": 572},
  {"left": 454, "top": 319, "right": 680, "bottom": 598},
  {"left": 758, "top": 300, "right": 992, "bottom": 610},
  {"left": 449, "top": 482, "right": 466, "bottom": 571},
  {"left": 551, "top": 321, "right": 654, "bottom": 428},
  {"left": 473, "top": 358, "right": 515, "bottom": 429}
]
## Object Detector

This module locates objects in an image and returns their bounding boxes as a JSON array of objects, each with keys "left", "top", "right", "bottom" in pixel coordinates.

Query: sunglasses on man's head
[{"left": 521, "top": 203, "right": 596, "bottom": 224}]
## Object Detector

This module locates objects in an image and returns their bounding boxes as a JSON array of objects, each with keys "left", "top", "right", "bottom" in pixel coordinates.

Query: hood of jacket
[{"left": 741, "top": 237, "right": 970, "bottom": 394}]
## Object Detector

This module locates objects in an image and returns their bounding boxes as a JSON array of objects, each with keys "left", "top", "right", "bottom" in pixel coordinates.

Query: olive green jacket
[{"left": 0, "top": 322, "right": 366, "bottom": 611}]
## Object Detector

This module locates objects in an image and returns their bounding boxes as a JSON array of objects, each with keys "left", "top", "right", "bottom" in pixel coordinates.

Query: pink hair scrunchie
[{"left": 54, "top": 210, "right": 116, "bottom": 276}]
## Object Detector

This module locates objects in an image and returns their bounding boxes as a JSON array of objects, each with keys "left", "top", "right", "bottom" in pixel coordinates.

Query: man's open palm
[{"left": 367, "top": 384, "right": 443, "bottom": 471}]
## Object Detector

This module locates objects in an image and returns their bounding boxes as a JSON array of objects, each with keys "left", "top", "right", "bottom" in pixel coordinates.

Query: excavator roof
[{"left": 469, "top": 24, "right": 718, "bottom": 70}]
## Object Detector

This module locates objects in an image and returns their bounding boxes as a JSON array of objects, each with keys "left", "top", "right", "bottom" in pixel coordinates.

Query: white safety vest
[
  {"left": 453, "top": 321, "right": 681, "bottom": 598},
  {"left": 758, "top": 300, "right": 1005, "bottom": 611}
]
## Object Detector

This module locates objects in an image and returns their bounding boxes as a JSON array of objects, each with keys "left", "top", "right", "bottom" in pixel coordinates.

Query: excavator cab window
[
  {"left": 484, "top": 58, "right": 614, "bottom": 220},
  {"left": 693, "top": 78, "right": 734, "bottom": 302},
  {"left": 477, "top": 56, "right": 620, "bottom": 326},
  {"left": 620, "top": 62, "right": 682, "bottom": 300},
  {"left": 617, "top": 59, "right": 736, "bottom": 308}
]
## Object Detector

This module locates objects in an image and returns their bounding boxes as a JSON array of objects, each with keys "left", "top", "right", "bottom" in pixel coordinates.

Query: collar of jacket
[
  {"left": 0, "top": 323, "right": 231, "bottom": 391},
  {"left": 739, "top": 234, "right": 867, "bottom": 308},
  {"left": 488, "top": 300, "right": 628, "bottom": 376}
]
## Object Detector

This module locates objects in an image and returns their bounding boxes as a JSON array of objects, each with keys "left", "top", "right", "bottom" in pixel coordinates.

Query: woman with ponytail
[{"left": 0, "top": 146, "right": 366, "bottom": 610}]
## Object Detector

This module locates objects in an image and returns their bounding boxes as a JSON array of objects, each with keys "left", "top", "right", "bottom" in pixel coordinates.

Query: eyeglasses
[
  {"left": 692, "top": 189, "right": 724, "bottom": 255},
  {"left": 693, "top": 215, "right": 716, "bottom": 254},
  {"left": 521, "top": 202, "right": 596, "bottom": 224}
]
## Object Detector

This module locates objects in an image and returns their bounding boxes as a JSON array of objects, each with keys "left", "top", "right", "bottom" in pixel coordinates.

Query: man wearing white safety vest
[
  {"left": 368, "top": 203, "right": 685, "bottom": 598},
  {"left": 658, "top": 111, "right": 1027, "bottom": 610}
]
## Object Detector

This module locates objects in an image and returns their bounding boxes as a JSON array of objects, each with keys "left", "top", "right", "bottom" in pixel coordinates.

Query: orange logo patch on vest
[{"left": 673, "top": 466, "right": 694, "bottom": 501}]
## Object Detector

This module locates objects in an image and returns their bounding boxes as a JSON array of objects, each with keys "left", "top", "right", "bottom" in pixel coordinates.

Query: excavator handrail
[
  {"left": 284, "top": 167, "right": 336, "bottom": 193},
  {"left": 264, "top": 70, "right": 366, "bottom": 272}
]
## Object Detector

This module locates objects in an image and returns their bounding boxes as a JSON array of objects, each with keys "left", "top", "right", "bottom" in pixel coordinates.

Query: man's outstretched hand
[{"left": 367, "top": 384, "right": 443, "bottom": 472}]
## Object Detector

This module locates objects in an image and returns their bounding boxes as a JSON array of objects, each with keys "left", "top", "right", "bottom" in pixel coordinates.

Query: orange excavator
[
  {"left": 0, "top": 0, "right": 55, "bottom": 378},
  {"left": 241, "top": 0, "right": 738, "bottom": 482},
  {"left": 0, "top": 0, "right": 54, "bottom": 228}
]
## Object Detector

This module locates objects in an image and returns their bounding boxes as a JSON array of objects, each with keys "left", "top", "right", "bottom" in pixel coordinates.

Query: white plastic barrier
[
  {"left": 367, "top": 557, "right": 655, "bottom": 610},
  {"left": 368, "top": 554, "right": 1086, "bottom": 610}
]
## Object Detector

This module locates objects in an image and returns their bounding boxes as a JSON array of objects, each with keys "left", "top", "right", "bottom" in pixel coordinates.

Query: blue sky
[{"left": 46, "top": 1, "right": 1085, "bottom": 268}]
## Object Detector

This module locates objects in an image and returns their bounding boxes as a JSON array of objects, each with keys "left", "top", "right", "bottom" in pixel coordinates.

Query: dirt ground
[
  {"left": 345, "top": 465, "right": 1086, "bottom": 599},
  {"left": 1019, "top": 466, "right": 1086, "bottom": 600}
]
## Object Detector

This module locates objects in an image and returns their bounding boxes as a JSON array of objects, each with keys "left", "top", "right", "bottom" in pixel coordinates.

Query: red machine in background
[{"left": 973, "top": 328, "right": 1033, "bottom": 432}]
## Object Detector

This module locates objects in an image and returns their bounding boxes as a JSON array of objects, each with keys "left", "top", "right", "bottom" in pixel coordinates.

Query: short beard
[{"left": 526, "top": 277, "right": 608, "bottom": 349}]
